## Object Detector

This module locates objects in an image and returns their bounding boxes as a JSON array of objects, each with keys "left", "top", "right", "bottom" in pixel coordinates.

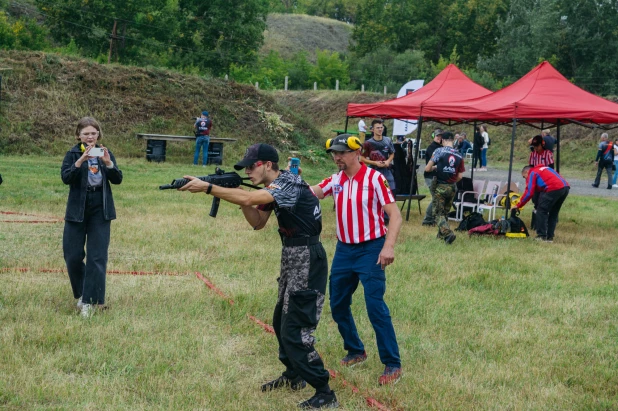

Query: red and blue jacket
[{"left": 517, "top": 166, "right": 569, "bottom": 208}]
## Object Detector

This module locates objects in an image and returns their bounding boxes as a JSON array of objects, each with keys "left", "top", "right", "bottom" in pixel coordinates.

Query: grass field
[{"left": 1, "top": 155, "right": 617, "bottom": 410}]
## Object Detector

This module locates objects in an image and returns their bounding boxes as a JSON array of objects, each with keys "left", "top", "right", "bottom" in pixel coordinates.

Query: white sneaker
[
  {"left": 613, "top": 184, "right": 618, "bottom": 188},
  {"left": 81, "top": 303, "right": 94, "bottom": 318},
  {"left": 76, "top": 297, "right": 84, "bottom": 310}
]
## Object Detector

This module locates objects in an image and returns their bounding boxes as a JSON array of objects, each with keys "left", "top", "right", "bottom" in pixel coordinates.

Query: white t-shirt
[
  {"left": 614, "top": 144, "right": 618, "bottom": 161},
  {"left": 358, "top": 119, "right": 367, "bottom": 133},
  {"left": 482, "top": 131, "right": 489, "bottom": 149}
]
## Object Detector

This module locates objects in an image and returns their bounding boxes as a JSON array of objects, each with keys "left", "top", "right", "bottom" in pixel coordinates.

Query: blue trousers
[
  {"left": 481, "top": 148, "right": 488, "bottom": 167},
  {"left": 193, "top": 136, "right": 210, "bottom": 165},
  {"left": 329, "top": 237, "right": 401, "bottom": 368}
]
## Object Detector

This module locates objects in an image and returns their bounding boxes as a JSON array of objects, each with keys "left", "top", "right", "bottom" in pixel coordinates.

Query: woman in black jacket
[{"left": 61, "top": 117, "right": 123, "bottom": 317}]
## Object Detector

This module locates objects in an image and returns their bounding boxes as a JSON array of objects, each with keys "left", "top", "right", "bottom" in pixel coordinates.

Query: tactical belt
[{"left": 282, "top": 235, "right": 320, "bottom": 247}]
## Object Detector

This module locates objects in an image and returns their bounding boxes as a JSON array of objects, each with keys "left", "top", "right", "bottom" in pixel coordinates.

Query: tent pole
[
  {"left": 556, "top": 120, "right": 561, "bottom": 173},
  {"left": 506, "top": 119, "right": 517, "bottom": 219},
  {"left": 344, "top": 116, "right": 349, "bottom": 134},
  {"left": 406, "top": 116, "right": 423, "bottom": 221},
  {"left": 471, "top": 121, "right": 477, "bottom": 182}
]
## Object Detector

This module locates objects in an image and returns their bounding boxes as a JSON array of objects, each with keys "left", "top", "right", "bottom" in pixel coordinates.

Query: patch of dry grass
[{"left": 262, "top": 14, "right": 353, "bottom": 62}]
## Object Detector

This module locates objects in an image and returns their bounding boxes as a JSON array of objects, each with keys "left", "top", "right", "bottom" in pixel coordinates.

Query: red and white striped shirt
[
  {"left": 529, "top": 149, "right": 554, "bottom": 167},
  {"left": 318, "top": 163, "right": 395, "bottom": 244}
]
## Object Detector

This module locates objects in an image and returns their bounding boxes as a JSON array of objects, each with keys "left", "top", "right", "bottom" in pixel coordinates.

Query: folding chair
[
  {"left": 477, "top": 180, "right": 503, "bottom": 221},
  {"left": 452, "top": 179, "right": 486, "bottom": 221}
]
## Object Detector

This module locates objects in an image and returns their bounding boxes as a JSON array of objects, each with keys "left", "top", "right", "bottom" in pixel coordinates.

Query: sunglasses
[{"left": 246, "top": 161, "right": 263, "bottom": 171}]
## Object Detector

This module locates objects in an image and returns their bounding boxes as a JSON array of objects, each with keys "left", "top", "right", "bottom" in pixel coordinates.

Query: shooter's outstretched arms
[
  {"left": 178, "top": 175, "right": 274, "bottom": 227},
  {"left": 179, "top": 175, "right": 274, "bottom": 206}
]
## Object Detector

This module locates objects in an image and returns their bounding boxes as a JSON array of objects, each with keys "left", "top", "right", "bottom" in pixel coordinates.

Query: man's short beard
[{"left": 337, "top": 163, "right": 347, "bottom": 171}]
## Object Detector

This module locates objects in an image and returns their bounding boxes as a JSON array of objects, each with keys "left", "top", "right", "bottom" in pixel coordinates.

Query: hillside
[
  {"left": 261, "top": 13, "right": 352, "bottom": 62},
  {"left": 0, "top": 51, "right": 322, "bottom": 160}
]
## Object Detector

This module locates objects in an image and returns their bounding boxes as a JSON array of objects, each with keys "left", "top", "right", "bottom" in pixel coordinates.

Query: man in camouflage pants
[
  {"left": 179, "top": 143, "right": 337, "bottom": 409},
  {"left": 424, "top": 131, "right": 465, "bottom": 244}
]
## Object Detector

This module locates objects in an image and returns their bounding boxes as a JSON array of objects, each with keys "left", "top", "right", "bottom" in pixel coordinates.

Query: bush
[{"left": 0, "top": 12, "right": 49, "bottom": 51}]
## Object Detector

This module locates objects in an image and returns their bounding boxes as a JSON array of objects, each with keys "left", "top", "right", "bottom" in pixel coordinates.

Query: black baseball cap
[
  {"left": 326, "top": 134, "right": 357, "bottom": 153},
  {"left": 234, "top": 143, "right": 279, "bottom": 170}
]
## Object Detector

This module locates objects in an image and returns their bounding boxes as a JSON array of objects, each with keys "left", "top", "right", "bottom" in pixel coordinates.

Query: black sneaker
[
  {"left": 298, "top": 390, "right": 339, "bottom": 409},
  {"left": 261, "top": 375, "right": 307, "bottom": 392},
  {"left": 592, "top": 184, "right": 599, "bottom": 188},
  {"left": 422, "top": 222, "right": 436, "bottom": 227},
  {"left": 444, "top": 233, "right": 456, "bottom": 244}
]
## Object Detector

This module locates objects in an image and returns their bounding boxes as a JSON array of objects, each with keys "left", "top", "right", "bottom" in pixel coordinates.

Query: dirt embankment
[{"left": 0, "top": 51, "right": 321, "bottom": 158}]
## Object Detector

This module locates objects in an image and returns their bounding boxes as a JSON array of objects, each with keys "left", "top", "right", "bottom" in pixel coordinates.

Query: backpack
[
  {"left": 456, "top": 212, "right": 486, "bottom": 231},
  {"left": 506, "top": 210, "right": 529, "bottom": 237},
  {"left": 487, "top": 137, "right": 491, "bottom": 146},
  {"left": 499, "top": 191, "right": 521, "bottom": 208}
]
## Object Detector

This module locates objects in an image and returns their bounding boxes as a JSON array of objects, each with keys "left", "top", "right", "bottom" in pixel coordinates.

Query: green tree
[
  {"left": 478, "top": 0, "right": 563, "bottom": 82},
  {"left": 287, "top": 51, "right": 313, "bottom": 89},
  {"left": 310, "top": 50, "right": 348, "bottom": 88},
  {"left": 34, "top": 0, "right": 268, "bottom": 75},
  {"left": 0, "top": 11, "right": 49, "bottom": 51},
  {"left": 175, "top": 0, "right": 269, "bottom": 75},
  {"left": 348, "top": 47, "right": 430, "bottom": 92}
]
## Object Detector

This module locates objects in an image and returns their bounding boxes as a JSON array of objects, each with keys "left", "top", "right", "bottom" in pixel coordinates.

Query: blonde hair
[{"left": 75, "top": 117, "right": 103, "bottom": 140}]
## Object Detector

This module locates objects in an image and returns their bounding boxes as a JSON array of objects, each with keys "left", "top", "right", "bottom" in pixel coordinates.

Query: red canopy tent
[
  {"left": 420, "top": 61, "right": 618, "bottom": 217},
  {"left": 346, "top": 64, "right": 493, "bottom": 220},
  {"left": 422, "top": 61, "right": 618, "bottom": 125},
  {"left": 347, "top": 64, "right": 492, "bottom": 119}
]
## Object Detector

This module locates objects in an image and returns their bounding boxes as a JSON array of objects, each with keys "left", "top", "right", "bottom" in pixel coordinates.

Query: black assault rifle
[{"left": 159, "top": 167, "right": 260, "bottom": 218}]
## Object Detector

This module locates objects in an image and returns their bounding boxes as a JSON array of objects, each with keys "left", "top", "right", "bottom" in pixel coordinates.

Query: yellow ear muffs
[
  {"left": 348, "top": 137, "right": 362, "bottom": 150},
  {"left": 325, "top": 138, "right": 333, "bottom": 149},
  {"left": 80, "top": 143, "right": 86, "bottom": 152}
]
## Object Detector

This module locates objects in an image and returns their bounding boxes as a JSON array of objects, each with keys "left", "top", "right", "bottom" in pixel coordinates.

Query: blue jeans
[
  {"left": 481, "top": 148, "right": 488, "bottom": 167},
  {"left": 329, "top": 237, "right": 401, "bottom": 368},
  {"left": 194, "top": 136, "right": 210, "bottom": 165},
  {"left": 613, "top": 160, "right": 618, "bottom": 185}
]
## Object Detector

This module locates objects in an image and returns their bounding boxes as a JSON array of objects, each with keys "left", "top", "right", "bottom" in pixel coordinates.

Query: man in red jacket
[{"left": 512, "top": 165, "right": 570, "bottom": 242}]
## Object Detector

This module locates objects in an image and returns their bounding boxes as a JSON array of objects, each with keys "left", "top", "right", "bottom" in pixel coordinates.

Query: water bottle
[{"left": 492, "top": 184, "right": 499, "bottom": 204}]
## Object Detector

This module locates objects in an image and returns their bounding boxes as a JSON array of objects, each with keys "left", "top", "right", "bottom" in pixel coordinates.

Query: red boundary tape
[
  {"left": 0, "top": 211, "right": 63, "bottom": 224},
  {"left": 202, "top": 277, "right": 394, "bottom": 410},
  {"left": 194, "top": 271, "right": 235, "bottom": 305},
  {"left": 1, "top": 266, "right": 395, "bottom": 410},
  {"left": 0, "top": 267, "right": 190, "bottom": 277}
]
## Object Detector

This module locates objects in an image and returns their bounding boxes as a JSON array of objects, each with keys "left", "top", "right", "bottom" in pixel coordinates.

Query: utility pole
[{"left": 108, "top": 20, "right": 118, "bottom": 64}]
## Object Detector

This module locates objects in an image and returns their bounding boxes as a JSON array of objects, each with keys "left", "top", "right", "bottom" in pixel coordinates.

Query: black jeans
[
  {"left": 536, "top": 187, "right": 569, "bottom": 239},
  {"left": 63, "top": 190, "right": 111, "bottom": 305},
  {"left": 594, "top": 161, "right": 613, "bottom": 187},
  {"left": 273, "top": 243, "right": 330, "bottom": 391}
]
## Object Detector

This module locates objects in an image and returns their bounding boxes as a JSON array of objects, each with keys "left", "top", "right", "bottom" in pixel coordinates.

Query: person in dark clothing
[
  {"left": 424, "top": 131, "right": 465, "bottom": 244},
  {"left": 194, "top": 110, "right": 212, "bottom": 166},
  {"left": 472, "top": 126, "right": 484, "bottom": 170},
  {"left": 61, "top": 117, "right": 123, "bottom": 318},
  {"left": 421, "top": 128, "right": 443, "bottom": 226},
  {"left": 455, "top": 133, "right": 472, "bottom": 156},
  {"left": 179, "top": 144, "right": 337, "bottom": 409},
  {"left": 592, "top": 133, "right": 614, "bottom": 189}
]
